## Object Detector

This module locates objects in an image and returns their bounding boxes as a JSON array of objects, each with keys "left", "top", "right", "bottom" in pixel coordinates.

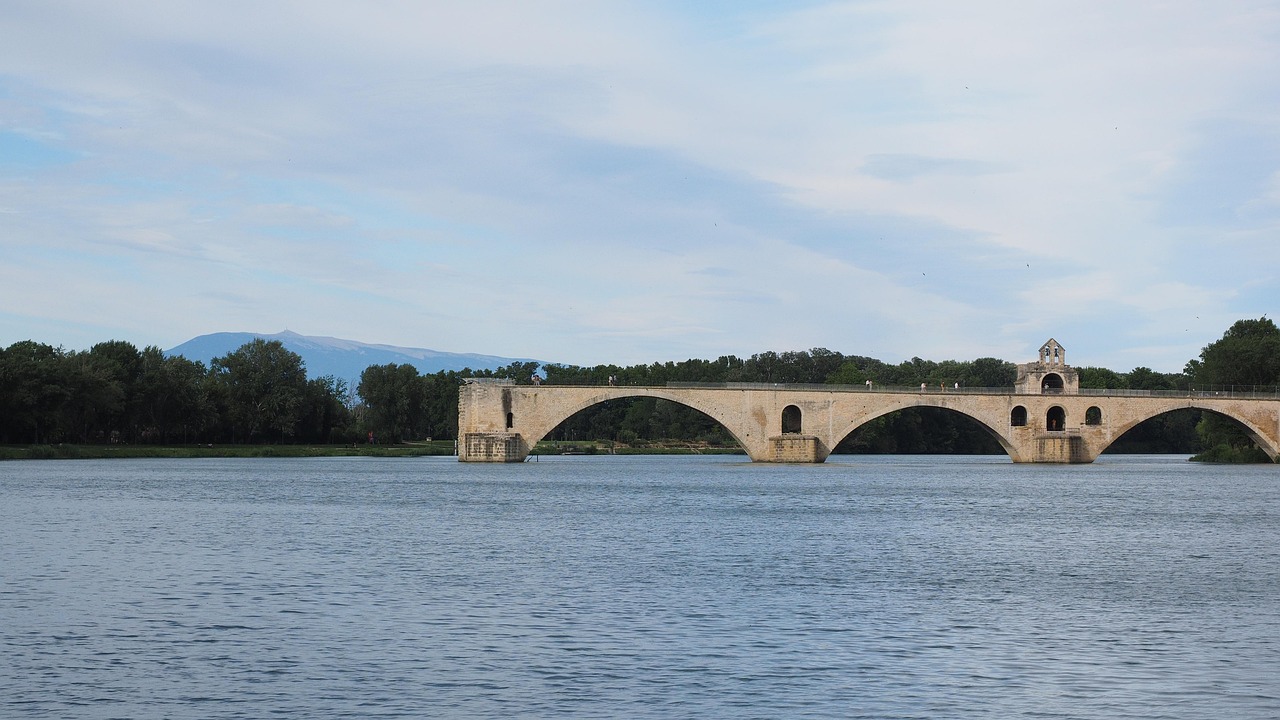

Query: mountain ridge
[{"left": 166, "top": 330, "right": 541, "bottom": 381}]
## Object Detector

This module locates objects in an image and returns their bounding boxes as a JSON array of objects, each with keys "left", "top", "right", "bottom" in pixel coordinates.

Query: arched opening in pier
[
  {"left": 1046, "top": 406, "right": 1066, "bottom": 431},
  {"left": 505, "top": 412, "right": 514, "bottom": 430},
  {"left": 834, "top": 406, "right": 1006, "bottom": 456},
  {"left": 1085, "top": 406, "right": 1102, "bottom": 426},
  {"left": 540, "top": 396, "right": 740, "bottom": 454},
  {"left": 1041, "top": 373, "right": 1064, "bottom": 393},
  {"left": 782, "top": 405, "right": 803, "bottom": 434},
  {"left": 1011, "top": 406, "right": 1027, "bottom": 427}
]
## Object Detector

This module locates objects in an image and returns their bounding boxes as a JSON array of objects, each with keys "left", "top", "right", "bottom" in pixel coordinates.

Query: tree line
[
  {"left": 2, "top": 318, "right": 1277, "bottom": 456},
  {"left": 0, "top": 337, "right": 529, "bottom": 446}
]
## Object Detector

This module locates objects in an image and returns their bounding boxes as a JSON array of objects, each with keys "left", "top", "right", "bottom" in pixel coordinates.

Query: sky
[{"left": 1, "top": 1, "right": 1277, "bottom": 373}]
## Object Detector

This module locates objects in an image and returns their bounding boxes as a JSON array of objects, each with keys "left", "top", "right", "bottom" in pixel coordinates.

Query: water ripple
[{"left": 2, "top": 455, "right": 1278, "bottom": 718}]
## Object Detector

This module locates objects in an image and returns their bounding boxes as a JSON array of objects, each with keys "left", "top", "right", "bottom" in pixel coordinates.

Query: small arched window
[
  {"left": 782, "top": 405, "right": 802, "bottom": 434},
  {"left": 505, "top": 412, "right": 514, "bottom": 430},
  {"left": 1011, "top": 406, "right": 1028, "bottom": 427},
  {"left": 1046, "top": 406, "right": 1066, "bottom": 431},
  {"left": 1085, "top": 406, "right": 1102, "bottom": 426}
]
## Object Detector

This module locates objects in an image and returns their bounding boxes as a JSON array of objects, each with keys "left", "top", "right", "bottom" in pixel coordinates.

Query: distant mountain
[{"left": 166, "top": 330, "right": 541, "bottom": 381}]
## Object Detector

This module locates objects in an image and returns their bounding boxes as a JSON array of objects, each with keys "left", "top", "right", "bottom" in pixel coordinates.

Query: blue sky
[{"left": 1, "top": 1, "right": 1277, "bottom": 372}]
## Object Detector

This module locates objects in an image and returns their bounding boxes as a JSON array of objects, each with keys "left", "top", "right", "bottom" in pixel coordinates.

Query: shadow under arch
[
  {"left": 1100, "top": 405, "right": 1278, "bottom": 460},
  {"left": 832, "top": 402, "right": 1016, "bottom": 457},
  {"left": 1097, "top": 406, "right": 1198, "bottom": 454},
  {"left": 530, "top": 390, "right": 748, "bottom": 452}
]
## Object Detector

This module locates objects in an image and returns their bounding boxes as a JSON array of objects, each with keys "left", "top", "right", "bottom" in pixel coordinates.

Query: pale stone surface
[
  {"left": 1015, "top": 338, "right": 1079, "bottom": 395},
  {"left": 462, "top": 432, "right": 526, "bottom": 463},
  {"left": 459, "top": 384, "right": 1280, "bottom": 463},
  {"left": 767, "top": 435, "right": 826, "bottom": 463},
  {"left": 457, "top": 342, "right": 1280, "bottom": 464}
]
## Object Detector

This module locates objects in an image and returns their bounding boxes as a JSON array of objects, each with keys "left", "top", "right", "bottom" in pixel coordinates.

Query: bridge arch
[
  {"left": 519, "top": 389, "right": 753, "bottom": 454},
  {"left": 830, "top": 398, "right": 1019, "bottom": 459},
  {"left": 1091, "top": 401, "right": 1280, "bottom": 461}
]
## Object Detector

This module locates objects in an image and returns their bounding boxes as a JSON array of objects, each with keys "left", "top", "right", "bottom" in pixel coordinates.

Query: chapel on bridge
[{"left": 1015, "top": 338, "right": 1079, "bottom": 394}]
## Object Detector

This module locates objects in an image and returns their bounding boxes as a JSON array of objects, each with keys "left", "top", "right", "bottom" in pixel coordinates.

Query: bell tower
[{"left": 1015, "top": 338, "right": 1079, "bottom": 394}]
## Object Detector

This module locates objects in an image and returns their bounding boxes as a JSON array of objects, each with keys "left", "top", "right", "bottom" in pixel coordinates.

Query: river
[{"left": 2, "top": 454, "right": 1277, "bottom": 718}]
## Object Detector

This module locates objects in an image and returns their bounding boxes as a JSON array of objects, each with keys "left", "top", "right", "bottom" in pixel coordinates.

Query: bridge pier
[
  {"left": 766, "top": 435, "right": 829, "bottom": 463},
  {"left": 461, "top": 432, "right": 528, "bottom": 462},
  {"left": 1030, "top": 432, "right": 1091, "bottom": 463}
]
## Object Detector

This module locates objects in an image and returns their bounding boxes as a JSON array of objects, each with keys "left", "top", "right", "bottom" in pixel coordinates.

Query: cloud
[
  {"left": 1156, "top": 119, "right": 1280, "bottom": 228},
  {"left": 0, "top": 1, "right": 1277, "bottom": 372},
  {"left": 861, "top": 154, "right": 1003, "bottom": 182}
]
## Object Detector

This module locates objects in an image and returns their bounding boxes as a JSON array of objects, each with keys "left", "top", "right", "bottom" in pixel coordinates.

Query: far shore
[
  {"left": 3, "top": 441, "right": 1259, "bottom": 463},
  {"left": 0, "top": 440, "right": 745, "bottom": 461}
]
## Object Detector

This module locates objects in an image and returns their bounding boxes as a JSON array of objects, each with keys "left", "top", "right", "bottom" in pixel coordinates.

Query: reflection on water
[{"left": 2, "top": 455, "right": 1278, "bottom": 718}]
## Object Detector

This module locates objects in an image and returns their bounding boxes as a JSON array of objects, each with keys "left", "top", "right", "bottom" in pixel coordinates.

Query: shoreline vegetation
[
  {"left": 4, "top": 440, "right": 1257, "bottom": 462},
  {"left": 0, "top": 440, "right": 751, "bottom": 461},
  {"left": 0, "top": 441, "right": 456, "bottom": 461},
  {"left": 3, "top": 318, "right": 1277, "bottom": 463}
]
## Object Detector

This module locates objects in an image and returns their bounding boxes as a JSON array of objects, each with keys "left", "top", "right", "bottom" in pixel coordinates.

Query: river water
[{"left": 2, "top": 454, "right": 1278, "bottom": 718}]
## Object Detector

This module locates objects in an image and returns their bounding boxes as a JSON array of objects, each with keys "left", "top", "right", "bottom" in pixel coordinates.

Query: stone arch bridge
[{"left": 457, "top": 381, "right": 1280, "bottom": 463}]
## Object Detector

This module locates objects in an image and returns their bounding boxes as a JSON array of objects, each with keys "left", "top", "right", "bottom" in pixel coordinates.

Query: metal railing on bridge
[
  {"left": 665, "top": 381, "right": 1011, "bottom": 394},
  {"left": 520, "top": 379, "right": 1280, "bottom": 399},
  {"left": 661, "top": 382, "right": 1280, "bottom": 399}
]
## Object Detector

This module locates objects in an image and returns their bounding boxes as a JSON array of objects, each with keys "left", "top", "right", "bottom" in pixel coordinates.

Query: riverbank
[
  {"left": 5, "top": 441, "right": 1261, "bottom": 462},
  {"left": 0, "top": 439, "right": 745, "bottom": 460},
  {"left": 0, "top": 441, "right": 458, "bottom": 460}
]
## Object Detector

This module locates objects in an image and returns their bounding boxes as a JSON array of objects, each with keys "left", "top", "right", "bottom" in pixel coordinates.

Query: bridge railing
[
  {"left": 518, "top": 380, "right": 1280, "bottom": 399},
  {"left": 1075, "top": 388, "right": 1280, "bottom": 399},
  {"left": 657, "top": 382, "right": 1280, "bottom": 399},
  {"left": 665, "top": 382, "right": 1014, "bottom": 394}
]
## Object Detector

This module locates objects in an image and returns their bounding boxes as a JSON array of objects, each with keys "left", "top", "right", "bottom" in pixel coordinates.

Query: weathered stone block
[
  {"left": 1034, "top": 433, "right": 1088, "bottom": 463},
  {"left": 461, "top": 432, "right": 525, "bottom": 462},
  {"left": 766, "top": 435, "right": 826, "bottom": 463}
]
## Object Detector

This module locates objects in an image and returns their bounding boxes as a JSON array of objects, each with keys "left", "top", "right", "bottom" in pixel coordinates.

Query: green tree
[
  {"left": 1125, "top": 366, "right": 1178, "bottom": 391},
  {"left": 62, "top": 349, "right": 127, "bottom": 443},
  {"left": 1187, "top": 318, "right": 1280, "bottom": 461},
  {"left": 0, "top": 341, "right": 71, "bottom": 443},
  {"left": 826, "top": 361, "right": 867, "bottom": 386},
  {"left": 358, "top": 363, "right": 426, "bottom": 443},
  {"left": 1187, "top": 317, "right": 1280, "bottom": 389},
  {"left": 88, "top": 340, "right": 144, "bottom": 439},
  {"left": 1078, "top": 367, "right": 1126, "bottom": 389},
  {"left": 498, "top": 361, "right": 542, "bottom": 384},
  {"left": 211, "top": 339, "right": 308, "bottom": 443},
  {"left": 961, "top": 358, "right": 1017, "bottom": 388},
  {"left": 135, "top": 350, "right": 213, "bottom": 443},
  {"left": 298, "top": 376, "right": 353, "bottom": 443}
]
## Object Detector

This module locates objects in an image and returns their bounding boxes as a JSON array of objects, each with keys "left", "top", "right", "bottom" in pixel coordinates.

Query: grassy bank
[
  {"left": 0, "top": 441, "right": 458, "bottom": 461},
  {"left": 0, "top": 440, "right": 746, "bottom": 460}
]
